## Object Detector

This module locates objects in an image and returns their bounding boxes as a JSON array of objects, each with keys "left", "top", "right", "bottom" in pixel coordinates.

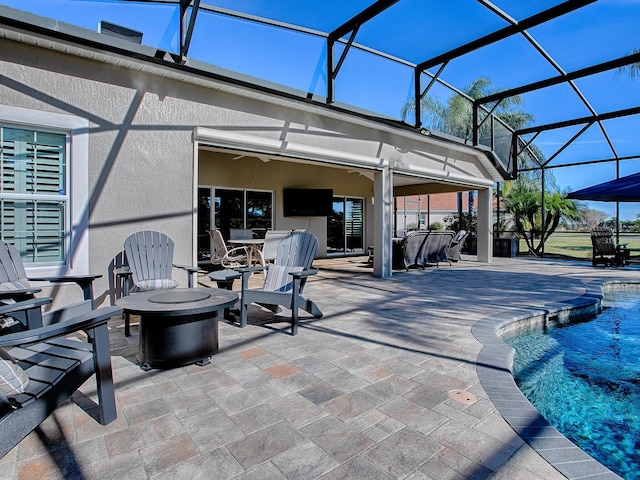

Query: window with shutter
[
  {"left": 346, "top": 198, "right": 364, "bottom": 252},
  {"left": 328, "top": 196, "right": 365, "bottom": 254},
  {"left": 0, "top": 126, "right": 67, "bottom": 265}
]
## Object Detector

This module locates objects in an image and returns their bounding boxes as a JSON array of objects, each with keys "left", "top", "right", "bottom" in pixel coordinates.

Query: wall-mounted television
[{"left": 283, "top": 188, "right": 333, "bottom": 217}]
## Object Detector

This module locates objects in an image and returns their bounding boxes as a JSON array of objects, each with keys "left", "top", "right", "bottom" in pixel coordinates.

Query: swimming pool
[{"left": 505, "top": 290, "right": 640, "bottom": 480}]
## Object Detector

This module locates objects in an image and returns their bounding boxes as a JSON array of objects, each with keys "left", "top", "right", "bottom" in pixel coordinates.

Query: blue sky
[{"left": 4, "top": 0, "right": 640, "bottom": 219}]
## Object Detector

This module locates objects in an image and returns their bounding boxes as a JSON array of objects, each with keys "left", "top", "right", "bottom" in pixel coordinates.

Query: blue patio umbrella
[{"left": 566, "top": 172, "right": 640, "bottom": 202}]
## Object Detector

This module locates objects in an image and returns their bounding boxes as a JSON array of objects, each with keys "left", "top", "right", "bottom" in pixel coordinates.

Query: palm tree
[
  {"left": 619, "top": 48, "right": 640, "bottom": 79},
  {"left": 404, "top": 75, "right": 576, "bottom": 251},
  {"left": 502, "top": 180, "right": 540, "bottom": 253},
  {"left": 402, "top": 77, "right": 545, "bottom": 179},
  {"left": 503, "top": 179, "right": 579, "bottom": 256},
  {"left": 401, "top": 77, "right": 534, "bottom": 140}
]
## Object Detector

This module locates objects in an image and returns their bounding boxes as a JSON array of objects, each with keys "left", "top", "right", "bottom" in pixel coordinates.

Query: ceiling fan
[{"left": 232, "top": 154, "right": 270, "bottom": 163}]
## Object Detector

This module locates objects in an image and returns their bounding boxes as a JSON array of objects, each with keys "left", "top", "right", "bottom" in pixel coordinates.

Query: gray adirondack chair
[
  {"left": 118, "top": 231, "right": 198, "bottom": 336},
  {"left": 238, "top": 231, "right": 322, "bottom": 335},
  {"left": 0, "top": 241, "right": 100, "bottom": 332},
  {"left": 0, "top": 303, "right": 121, "bottom": 457},
  {"left": 590, "top": 226, "right": 629, "bottom": 267}
]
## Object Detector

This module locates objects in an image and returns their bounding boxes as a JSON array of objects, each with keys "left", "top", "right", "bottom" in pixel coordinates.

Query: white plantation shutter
[
  {"left": 0, "top": 127, "right": 67, "bottom": 264},
  {"left": 346, "top": 198, "right": 364, "bottom": 251}
]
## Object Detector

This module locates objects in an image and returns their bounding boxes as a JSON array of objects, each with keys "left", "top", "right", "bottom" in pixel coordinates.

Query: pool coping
[{"left": 472, "top": 280, "right": 640, "bottom": 480}]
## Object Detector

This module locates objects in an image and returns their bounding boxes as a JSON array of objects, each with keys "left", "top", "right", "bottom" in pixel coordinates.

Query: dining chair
[
  {"left": 257, "top": 230, "right": 293, "bottom": 265},
  {"left": 208, "top": 230, "right": 249, "bottom": 269},
  {"left": 229, "top": 228, "right": 254, "bottom": 240},
  {"left": 446, "top": 230, "right": 469, "bottom": 262}
]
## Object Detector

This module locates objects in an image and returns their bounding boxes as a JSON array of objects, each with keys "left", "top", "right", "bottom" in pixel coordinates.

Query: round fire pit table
[{"left": 116, "top": 288, "right": 237, "bottom": 370}]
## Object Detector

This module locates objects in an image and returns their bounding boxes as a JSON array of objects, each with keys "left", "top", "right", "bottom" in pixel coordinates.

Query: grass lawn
[{"left": 518, "top": 232, "right": 640, "bottom": 260}]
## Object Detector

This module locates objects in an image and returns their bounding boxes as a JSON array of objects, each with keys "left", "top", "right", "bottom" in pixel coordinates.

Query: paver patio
[{"left": 1, "top": 255, "right": 637, "bottom": 480}]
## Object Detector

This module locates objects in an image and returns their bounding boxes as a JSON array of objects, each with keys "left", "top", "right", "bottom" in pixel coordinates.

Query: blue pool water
[{"left": 505, "top": 291, "right": 640, "bottom": 480}]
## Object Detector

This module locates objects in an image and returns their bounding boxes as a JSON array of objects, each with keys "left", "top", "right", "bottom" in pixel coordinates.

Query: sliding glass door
[
  {"left": 327, "top": 196, "right": 364, "bottom": 255},
  {"left": 197, "top": 187, "right": 213, "bottom": 262},
  {"left": 197, "top": 187, "right": 273, "bottom": 262}
]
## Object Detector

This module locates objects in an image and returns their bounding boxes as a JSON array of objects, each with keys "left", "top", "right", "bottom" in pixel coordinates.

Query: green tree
[
  {"left": 404, "top": 75, "right": 574, "bottom": 250},
  {"left": 443, "top": 212, "right": 477, "bottom": 236}
]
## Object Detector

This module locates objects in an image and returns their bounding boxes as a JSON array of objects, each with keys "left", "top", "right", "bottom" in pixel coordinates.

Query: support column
[
  {"left": 476, "top": 187, "right": 493, "bottom": 263},
  {"left": 373, "top": 168, "right": 393, "bottom": 277}
]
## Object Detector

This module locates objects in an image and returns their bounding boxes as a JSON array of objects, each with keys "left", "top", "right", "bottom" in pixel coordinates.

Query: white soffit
[{"left": 195, "top": 127, "right": 494, "bottom": 189}]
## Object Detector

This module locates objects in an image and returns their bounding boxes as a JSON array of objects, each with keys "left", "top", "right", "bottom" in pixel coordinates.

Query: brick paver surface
[{"left": 1, "top": 255, "right": 637, "bottom": 479}]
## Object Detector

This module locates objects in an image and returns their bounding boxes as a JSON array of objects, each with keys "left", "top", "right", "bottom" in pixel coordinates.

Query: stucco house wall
[{"left": 0, "top": 22, "right": 500, "bottom": 304}]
